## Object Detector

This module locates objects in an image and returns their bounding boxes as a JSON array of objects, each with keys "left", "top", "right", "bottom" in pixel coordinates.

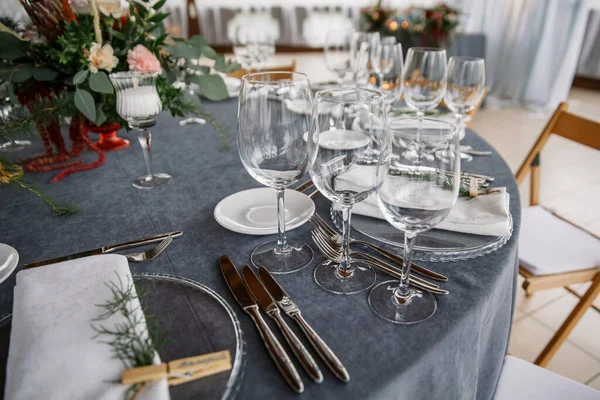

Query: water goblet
[
  {"left": 237, "top": 72, "right": 314, "bottom": 273},
  {"left": 308, "top": 88, "right": 387, "bottom": 294},
  {"left": 368, "top": 117, "right": 460, "bottom": 323},
  {"left": 324, "top": 28, "right": 354, "bottom": 85},
  {"left": 444, "top": 56, "right": 485, "bottom": 140},
  {"left": 109, "top": 71, "right": 172, "bottom": 189}
]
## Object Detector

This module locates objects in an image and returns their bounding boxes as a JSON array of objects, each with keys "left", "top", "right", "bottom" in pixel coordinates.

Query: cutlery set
[{"left": 220, "top": 255, "right": 349, "bottom": 393}]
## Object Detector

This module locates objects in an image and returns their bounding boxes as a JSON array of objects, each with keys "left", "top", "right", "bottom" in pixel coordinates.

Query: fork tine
[
  {"left": 145, "top": 235, "right": 173, "bottom": 260},
  {"left": 310, "top": 214, "right": 337, "bottom": 236},
  {"left": 312, "top": 225, "right": 340, "bottom": 248},
  {"left": 311, "top": 232, "right": 338, "bottom": 260}
]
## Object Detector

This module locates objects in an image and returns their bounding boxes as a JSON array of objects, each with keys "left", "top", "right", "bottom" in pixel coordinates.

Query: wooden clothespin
[{"left": 121, "top": 350, "right": 232, "bottom": 387}]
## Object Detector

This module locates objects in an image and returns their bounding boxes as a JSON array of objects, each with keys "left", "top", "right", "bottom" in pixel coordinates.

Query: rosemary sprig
[
  {"left": 92, "top": 274, "right": 168, "bottom": 400},
  {"left": 392, "top": 168, "right": 487, "bottom": 198}
]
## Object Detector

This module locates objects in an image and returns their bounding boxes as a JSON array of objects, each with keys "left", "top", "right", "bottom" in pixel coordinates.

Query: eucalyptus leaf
[
  {"left": 0, "top": 32, "right": 28, "bottom": 60},
  {"left": 32, "top": 67, "right": 58, "bottom": 82},
  {"left": 73, "top": 70, "right": 89, "bottom": 85},
  {"left": 148, "top": 13, "right": 169, "bottom": 23},
  {"left": 201, "top": 46, "right": 218, "bottom": 60},
  {"left": 94, "top": 106, "right": 107, "bottom": 127},
  {"left": 197, "top": 74, "right": 228, "bottom": 101},
  {"left": 11, "top": 66, "right": 32, "bottom": 83},
  {"left": 74, "top": 89, "right": 96, "bottom": 122},
  {"left": 152, "top": 0, "right": 167, "bottom": 10},
  {"left": 168, "top": 42, "right": 200, "bottom": 59},
  {"left": 188, "top": 35, "right": 208, "bottom": 50},
  {"left": 178, "top": 89, "right": 202, "bottom": 109},
  {"left": 213, "top": 55, "right": 226, "bottom": 72},
  {"left": 89, "top": 71, "right": 113, "bottom": 94}
]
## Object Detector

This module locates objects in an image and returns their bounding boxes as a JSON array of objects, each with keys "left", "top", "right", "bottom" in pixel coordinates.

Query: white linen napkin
[
  {"left": 5, "top": 254, "right": 170, "bottom": 400},
  {"left": 334, "top": 165, "right": 512, "bottom": 237}
]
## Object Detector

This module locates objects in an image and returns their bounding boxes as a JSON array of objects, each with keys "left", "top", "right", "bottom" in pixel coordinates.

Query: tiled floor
[
  {"left": 290, "top": 53, "right": 600, "bottom": 387},
  {"left": 472, "top": 88, "right": 600, "bottom": 388}
]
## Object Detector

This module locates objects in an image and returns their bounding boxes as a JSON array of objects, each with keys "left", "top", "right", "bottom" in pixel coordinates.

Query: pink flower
[
  {"left": 127, "top": 45, "right": 162, "bottom": 73},
  {"left": 88, "top": 43, "right": 119, "bottom": 73}
]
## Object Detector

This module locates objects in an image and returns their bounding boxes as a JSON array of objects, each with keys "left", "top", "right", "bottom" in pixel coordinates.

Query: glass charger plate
[
  {"left": 0, "top": 273, "right": 245, "bottom": 400},
  {"left": 331, "top": 205, "right": 513, "bottom": 262}
]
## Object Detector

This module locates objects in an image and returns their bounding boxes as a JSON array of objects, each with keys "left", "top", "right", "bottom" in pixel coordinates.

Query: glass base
[
  {"left": 368, "top": 280, "right": 437, "bottom": 324},
  {"left": 251, "top": 239, "right": 313, "bottom": 274},
  {"left": 314, "top": 260, "right": 376, "bottom": 295},
  {"left": 94, "top": 132, "right": 130, "bottom": 151},
  {"left": 0, "top": 140, "right": 32, "bottom": 152},
  {"left": 132, "top": 173, "right": 173, "bottom": 189}
]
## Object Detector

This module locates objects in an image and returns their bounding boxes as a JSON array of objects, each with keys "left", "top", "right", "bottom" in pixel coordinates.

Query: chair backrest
[{"left": 516, "top": 102, "right": 600, "bottom": 205}]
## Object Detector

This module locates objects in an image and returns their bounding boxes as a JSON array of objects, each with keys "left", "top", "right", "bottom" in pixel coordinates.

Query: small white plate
[
  {"left": 214, "top": 188, "right": 315, "bottom": 235},
  {"left": 0, "top": 244, "right": 18, "bottom": 284}
]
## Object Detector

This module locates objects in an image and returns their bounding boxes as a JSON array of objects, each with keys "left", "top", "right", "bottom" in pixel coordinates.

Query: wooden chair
[{"left": 515, "top": 102, "right": 600, "bottom": 367}]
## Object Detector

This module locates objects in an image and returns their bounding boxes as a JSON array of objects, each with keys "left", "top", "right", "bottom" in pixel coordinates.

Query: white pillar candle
[{"left": 118, "top": 86, "right": 162, "bottom": 120}]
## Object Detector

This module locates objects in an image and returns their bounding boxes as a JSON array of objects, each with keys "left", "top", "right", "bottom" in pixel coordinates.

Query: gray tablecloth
[{"left": 0, "top": 99, "right": 521, "bottom": 400}]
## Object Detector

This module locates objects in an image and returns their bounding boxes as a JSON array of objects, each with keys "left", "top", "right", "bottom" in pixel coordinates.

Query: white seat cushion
[
  {"left": 519, "top": 206, "right": 600, "bottom": 276},
  {"left": 494, "top": 356, "right": 600, "bottom": 400}
]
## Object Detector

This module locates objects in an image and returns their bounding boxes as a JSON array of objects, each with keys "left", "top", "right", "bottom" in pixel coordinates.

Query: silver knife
[
  {"left": 258, "top": 266, "right": 350, "bottom": 383},
  {"left": 219, "top": 256, "right": 304, "bottom": 393},
  {"left": 242, "top": 266, "right": 323, "bottom": 383},
  {"left": 24, "top": 231, "right": 184, "bottom": 268}
]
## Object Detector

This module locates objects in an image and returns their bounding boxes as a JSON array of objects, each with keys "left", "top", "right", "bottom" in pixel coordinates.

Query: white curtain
[{"left": 445, "top": 0, "right": 590, "bottom": 110}]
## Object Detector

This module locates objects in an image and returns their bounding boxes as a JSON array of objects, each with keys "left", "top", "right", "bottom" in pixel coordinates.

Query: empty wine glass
[
  {"left": 374, "top": 43, "right": 404, "bottom": 110},
  {"left": 233, "top": 25, "right": 275, "bottom": 72},
  {"left": 324, "top": 28, "right": 354, "bottom": 85},
  {"left": 369, "top": 117, "right": 460, "bottom": 323},
  {"left": 444, "top": 56, "right": 485, "bottom": 139},
  {"left": 308, "top": 88, "right": 387, "bottom": 294},
  {"left": 109, "top": 71, "right": 171, "bottom": 189},
  {"left": 351, "top": 32, "right": 381, "bottom": 86},
  {"left": 403, "top": 47, "right": 447, "bottom": 122},
  {"left": 237, "top": 72, "right": 314, "bottom": 273}
]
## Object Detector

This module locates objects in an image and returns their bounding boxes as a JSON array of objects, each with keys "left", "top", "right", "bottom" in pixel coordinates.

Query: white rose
[{"left": 97, "top": 0, "right": 129, "bottom": 18}]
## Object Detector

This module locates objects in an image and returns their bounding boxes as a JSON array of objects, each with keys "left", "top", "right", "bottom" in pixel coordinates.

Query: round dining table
[{"left": 0, "top": 98, "right": 521, "bottom": 400}]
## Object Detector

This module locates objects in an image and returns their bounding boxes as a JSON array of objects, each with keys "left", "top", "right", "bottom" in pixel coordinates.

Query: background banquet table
[{"left": 0, "top": 99, "right": 521, "bottom": 399}]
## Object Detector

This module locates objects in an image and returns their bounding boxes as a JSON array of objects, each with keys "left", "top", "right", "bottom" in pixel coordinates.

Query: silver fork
[
  {"left": 124, "top": 235, "right": 173, "bottom": 263},
  {"left": 311, "top": 231, "right": 449, "bottom": 295},
  {"left": 309, "top": 213, "right": 448, "bottom": 282}
]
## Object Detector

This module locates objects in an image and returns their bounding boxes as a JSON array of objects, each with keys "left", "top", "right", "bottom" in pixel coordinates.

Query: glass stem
[
  {"left": 137, "top": 129, "right": 153, "bottom": 180},
  {"left": 394, "top": 232, "right": 417, "bottom": 302},
  {"left": 338, "top": 204, "right": 353, "bottom": 277},
  {"left": 416, "top": 110, "right": 424, "bottom": 142},
  {"left": 274, "top": 188, "right": 290, "bottom": 255}
]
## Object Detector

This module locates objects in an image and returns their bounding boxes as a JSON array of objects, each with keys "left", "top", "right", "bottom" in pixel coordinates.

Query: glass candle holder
[{"left": 109, "top": 71, "right": 172, "bottom": 189}]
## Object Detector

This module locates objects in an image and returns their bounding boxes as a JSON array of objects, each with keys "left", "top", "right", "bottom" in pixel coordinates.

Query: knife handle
[
  {"left": 292, "top": 311, "right": 350, "bottom": 383},
  {"left": 269, "top": 309, "right": 323, "bottom": 383},
  {"left": 246, "top": 306, "right": 304, "bottom": 393}
]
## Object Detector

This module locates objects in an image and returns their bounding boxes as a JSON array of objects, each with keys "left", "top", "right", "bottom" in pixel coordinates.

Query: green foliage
[
  {"left": 88, "top": 71, "right": 113, "bottom": 94},
  {"left": 74, "top": 88, "right": 96, "bottom": 121},
  {"left": 38, "top": 17, "right": 95, "bottom": 74}
]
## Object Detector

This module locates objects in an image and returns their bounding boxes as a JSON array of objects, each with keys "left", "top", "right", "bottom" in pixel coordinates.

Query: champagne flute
[
  {"left": 308, "top": 88, "right": 387, "bottom": 294},
  {"left": 351, "top": 32, "right": 381, "bottom": 86},
  {"left": 324, "top": 28, "right": 354, "bottom": 85},
  {"left": 369, "top": 117, "right": 460, "bottom": 323},
  {"left": 237, "top": 72, "right": 314, "bottom": 273},
  {"left": 444, "top": 56, "right": 485, "bottom": 139},
  {"left": 403, "top": 48, "right": 447, "bottom": 126}
]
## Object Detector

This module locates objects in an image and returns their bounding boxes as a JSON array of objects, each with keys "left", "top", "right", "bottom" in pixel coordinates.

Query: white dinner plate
[
  {"left": 0, "top": 244, "right": 18, "bottom": 284},
  {"left": 214, "top": 188, "right": 315, "bottom": 235}
]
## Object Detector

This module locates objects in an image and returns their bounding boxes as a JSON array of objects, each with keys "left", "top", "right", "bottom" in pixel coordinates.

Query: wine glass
[
  {"left": 109, "top": 71, "right": 171, "bottom": 189},
  {"left": 369, "top": 117, "right": 460, "bottom": 323},
  {"left": 403, "top": 48, "right": 447, "bottom": 123},
  {"left": 374, "top": 43, "right": 404, "bottom": 110},
  {"left": 237, "top": 72, "right": 314, "bottom": 274},
  {"left": 351, "top": 32, "right": 381, "bottom": 86},
  {"left": 324, "top": 28, "right": 353, "bottom": 85},
  {"left": 308, "top": 88, "right": 387, "bottom": 294},
  {"left": 233, "top": 25, "right": 275, "bottom": 72},
  {"left": 444, "top": 56, "right": 485, "bottom": 139}
]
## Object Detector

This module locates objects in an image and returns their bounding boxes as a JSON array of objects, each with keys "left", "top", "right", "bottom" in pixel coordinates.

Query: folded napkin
[
  {"left": 5, "top": 254, "right": 169, "bottom": 400},
  {"left": 334, "top": 165, "right": 512, "bottom": 237}
]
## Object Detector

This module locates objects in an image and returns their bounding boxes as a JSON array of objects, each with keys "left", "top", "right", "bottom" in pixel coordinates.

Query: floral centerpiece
[
  {"left": 361, "top": 1, "right": 461, "bottom": 49},
  {"left": 0, "top": 0, "right": 239, "bottom": 182}
]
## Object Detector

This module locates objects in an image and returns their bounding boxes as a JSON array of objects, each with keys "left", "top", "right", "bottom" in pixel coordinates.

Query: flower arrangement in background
[
  {"left": 0, "top": 0, "right": 239, "bottom": 182},
  {"left": 361, "top": 2, "right": 461, "bottom": 48}
]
